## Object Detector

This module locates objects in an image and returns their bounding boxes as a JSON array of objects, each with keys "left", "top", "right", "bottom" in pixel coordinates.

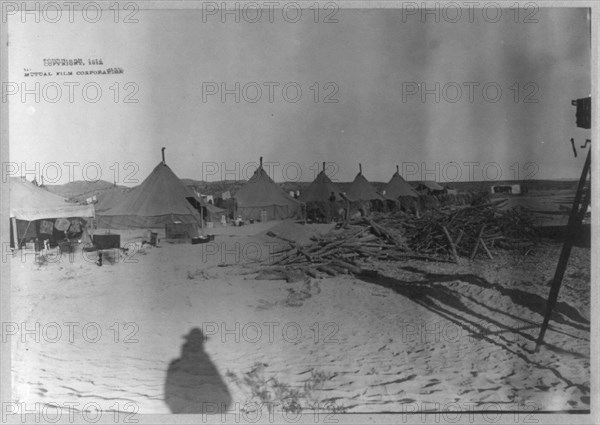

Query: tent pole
[
  {"left": 200, "top": 201, "right": 204, "bottom": 236},
  {"left": 18, "top": 220, "right": 32, "bottom": 248},
  {"left": 11, "top": 217, "right": 18, "bottom": 249}
]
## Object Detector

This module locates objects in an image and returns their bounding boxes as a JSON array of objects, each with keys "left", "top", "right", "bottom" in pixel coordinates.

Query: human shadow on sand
[{"left": 164, "top": 328, "right": 232, "bottom": 414}]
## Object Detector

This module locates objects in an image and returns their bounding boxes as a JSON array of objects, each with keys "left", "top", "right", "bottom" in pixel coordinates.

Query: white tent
[{"left": 9, "top": 178, "right": 95, "bottom": 247}]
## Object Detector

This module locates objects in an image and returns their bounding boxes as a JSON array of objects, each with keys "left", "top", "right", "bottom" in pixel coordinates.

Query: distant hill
[
  {"left": 45, "top": 180, "right": 129, "bottom": 203},
  {"left": 181, "top": 179, "right": 246, "bottom": 197},
  {"left": 44, "top": 178, "right": 580, "bottom": 203},
  {"left": 429, "top": 179, "right": 579, "bottom": 193}
]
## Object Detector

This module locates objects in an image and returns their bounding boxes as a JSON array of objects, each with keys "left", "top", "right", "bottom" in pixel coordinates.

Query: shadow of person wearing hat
[{"left": 164, "top": 328, "right": 232, "bottom": 414}]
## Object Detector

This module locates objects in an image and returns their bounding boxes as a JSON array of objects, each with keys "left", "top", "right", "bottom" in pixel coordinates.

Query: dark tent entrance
[{"left": 11, "top": 218, "right": 90, "bottom": 249}]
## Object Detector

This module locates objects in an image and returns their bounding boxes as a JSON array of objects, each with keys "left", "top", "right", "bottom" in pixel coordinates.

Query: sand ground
[{"left": 9, "top": 221, "right": 590, "bottom": 416}]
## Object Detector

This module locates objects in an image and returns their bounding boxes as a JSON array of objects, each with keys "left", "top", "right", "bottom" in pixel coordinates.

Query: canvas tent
[
  {"left": 415, "top": 180, "right": 445, "bottom": 193},
  {"left": 205, "top": 203, "right": 226, "bottom": 222},
  {"left": 186, "top": 186, "right": 227, "bottom": 222},
  {"left": 299, "top": 162, "right": 344, "bottom": 203},
  {"left": 95, "top": 186, "right": 130, "bottom": 213},
  {"left": 345, "top": 164, "right": 384, "bottom": 202},
  {"left": 9, "top": 178, "right": 95, "bottom": 248},
  {"left": 383, "top": 166, "right": 419, "bottom": 200},
  {"left": 234, "top": 157, "right": 303, "bottom": 221},
  {"left": 299, "top": 162, "right": 345, "bottom": 222},
  {"left": 96, "top": 159, "right": 202, "bottom": 229}
]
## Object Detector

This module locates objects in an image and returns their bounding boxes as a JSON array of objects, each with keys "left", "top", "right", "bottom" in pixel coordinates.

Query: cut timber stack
[
  {"left": 265, "top": 217, "right": 452, "bottom": 279},
  {"left": 379, "top": 198, "right": 540, "bottom": 259},
  {"left": 261, "top": 195, "right": 541, "bottom": 280}
]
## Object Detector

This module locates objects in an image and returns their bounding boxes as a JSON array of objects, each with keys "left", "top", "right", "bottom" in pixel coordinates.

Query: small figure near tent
[{"left": 328, "top": 191, "right": 337, "bottom": 223}]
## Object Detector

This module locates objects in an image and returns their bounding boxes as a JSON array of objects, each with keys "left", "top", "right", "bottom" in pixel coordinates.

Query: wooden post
[
  {"left": 455, "top": 230, "right": 464, "bottom": 247},
  {"left": 470, "top": 224, "right": 486, "bottom": 260},
  {"left": 10, "top": 217, "right": 18, "bottom": 249},
  {"left": 200, "top": 200, "right": 204, "bottom": 236},
  {"left": 535, "top": 148, "right": 591, "bottom": 351},
  {"left": 442, "top": 226, "right": 460, "bottom": 264},
  {"left": 480, "top": 238, "right": 493, "bottom": 260}
]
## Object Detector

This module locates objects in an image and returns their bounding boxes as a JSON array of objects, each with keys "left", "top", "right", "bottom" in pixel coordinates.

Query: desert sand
[{"left": 10, "top": 220, "right": 590, "bottom": 417}]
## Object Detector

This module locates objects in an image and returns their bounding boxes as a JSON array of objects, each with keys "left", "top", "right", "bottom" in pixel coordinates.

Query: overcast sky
[{"left": 8, "top": 6, "right": 591, "bottom": 185}]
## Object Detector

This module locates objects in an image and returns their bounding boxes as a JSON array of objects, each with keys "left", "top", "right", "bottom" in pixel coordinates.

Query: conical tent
[
  {"left": 384, "top": 167, "right": 419, "bottom": 200},
  {"left": 96, "top": 162, "right": 201, "bottom": 229},
  {"left": 234, "top": 158, "right": 302, "bottom": 221},
  {"left": 345, "top": 165, "right": 384, "bottom": 202},
  {"left": 299, "top": 163, "right": 343, "bottom": 203},
  {"left": 95, "top": 186, "right": 130, "bottom": 213}
]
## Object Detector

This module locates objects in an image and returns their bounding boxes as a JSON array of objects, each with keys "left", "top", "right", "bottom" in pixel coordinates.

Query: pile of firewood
[
  {"left": 263, "top": 198, "right": 539, "bottom": 277},
  {"left": 266, "top": 217, "right": 453, "bottom": 279},
  {"left": 390, "top": 198, "right": 540, "bottom": 261}
]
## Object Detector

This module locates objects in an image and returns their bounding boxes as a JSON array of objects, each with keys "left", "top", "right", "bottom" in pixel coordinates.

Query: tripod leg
[{"left": 535, "top": 149, "right": 591, "bottom": 351}]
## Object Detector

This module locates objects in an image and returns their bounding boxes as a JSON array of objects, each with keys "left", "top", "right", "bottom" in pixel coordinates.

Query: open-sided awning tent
[
  {"left": 345, "top": 164, "right": 384, "bottom": 202},
  {"left": 234, "top": 158, "right": 303, "bottom": 221},
  {"left": 9, "top": 178, "right": 95, "bottom": 247},
  {"left": 96, "top": 161, "right": 202, "bottom": 229},
  {"left": 10, "top": 178, "right": 95, "bottom": 221},
  {"left": 205, "top": 203, "right": 226, "bottom": 222},
  {"left": 384, "top": 166, "right": 419, "bottom": 200},
  {"left": 185, "top": 186, "right": 227, "bottom": 222}
]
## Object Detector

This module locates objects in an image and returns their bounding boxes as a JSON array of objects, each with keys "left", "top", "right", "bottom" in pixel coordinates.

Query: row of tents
[
  {"left": 8, "top": 151, "right": 446, "bottom": 246},
  {"left": 95, "top": 157, "right": 442, "bottom": 225}
]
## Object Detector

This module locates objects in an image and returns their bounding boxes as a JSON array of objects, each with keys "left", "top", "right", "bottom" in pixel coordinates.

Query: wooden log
[
  {"left": 305, "top": 268, "right": 318, "bottom": 278},
  {"left": 470, "top": 224, "right": 486, "bottom": 260},
  {"left": 317, "top": 265, "right": 338, "bottom": 276},
  {"left": 442, "top": 226, "right": 460, "bottom": 264},
  {"left": 328, "top": 264, "right": 349, "bottom": 274},
  {"left": 480, "top": 238, "right": 494, "bottom": 260},
  {"left": 330, "top": 259, "right": 362, "bottom": 274},
  {"left": 455, "top": 230, "right": 464, "bottom": 247},
  {"left": 272, "top": 249, "right": 297, "bottom": 265},
  {"left": 387, "top": 253, "right": 455, "bottom": 263},
  {"left": 358, "top": 269, "right": 379, "bottom": 277},
  {"left": 296, "top": 247, "right": 313, "bottom": 262},
  {"left": 266, "top": 231, "right": 313, "bottom": 261},
  {"left": 366, "top": 218, "right": 406, "bottom": 248}
]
